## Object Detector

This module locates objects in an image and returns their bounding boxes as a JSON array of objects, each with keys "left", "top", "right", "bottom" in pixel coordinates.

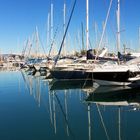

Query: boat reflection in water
[
  {"left": 48, "top": 79, "right": 97, "bottom": 140},
  {"left": 21, "top": 71, "right": 140, "bottom": 140},
  {"left": 85, "top": 86, "right": 140, "bottom": 108},
  {"left": 49, "top": 79, "right": 97, "bottom": 91},
  {"left": 85, "top": 85, "right": 140, "bottom": 140}
]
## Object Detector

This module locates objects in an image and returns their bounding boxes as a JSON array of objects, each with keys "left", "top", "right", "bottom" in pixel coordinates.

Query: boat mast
[
  {"left": 95, "top": 22, "right": 98, "bottom": 49},
  {"left": 0, "top": 49, "right": 1, "bottom": 62},
  {"left": 86, "top": 0, "right": 89, "bottom": 51},
  {"left": 35, "top": 26, "right": 39, "bottom": 58},
  {"left": 139, "top": 27, "right": 140, "bottom": 47},
  {"left": 63, "top": 0, "right": 66, "bottom": 56},
  {"left": 51, "top": 2, "right": 54, "bottom": 56},
  {"left": 47, "top": 13, "right": 50, "bottom": 53},
  {"left": 117, "top": 0, "right": 121, "bottom": 54}
]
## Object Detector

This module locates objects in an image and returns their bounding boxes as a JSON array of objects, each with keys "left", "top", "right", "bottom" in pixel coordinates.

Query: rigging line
[
  {"left": 76, "top": 30, "right": 81, "bottom": 51},
  {"left": 94, "top": 0, "right": 113, "bottom": 62},
  {"left": 26, "top": 32, "right": 35, "bottom": 58},
  {"left": 27, "top": 33, "right": 35, "bottom": 58},
  {"left": 53, "top": 0, "right": 77, "bottom": 67},
  {"left": 48, "top": 26, "right": 59, "bottom": 58},
  {"left": 96, "top": 104, "right": 110, "bottom": 140},
  {"left": 120, "top": 0, "right": 126, "bottom": 46},
  {"left": 103, "top": 0, "right": 116, "bottom": 42},
  {"left": 89, "top": 38, "right": 93, "bottom": 49},
  {"left": 53, "top": 91, "right": 76, "bottom": 139},
  {"left": 81, "top": 22, "right": 85, "bottom": 50},
  {"left": 38, "top": 32, "right": 48, "bottom": 58},
  {"left": 22, "top": 39, "right": 28, "bottom": 57}
]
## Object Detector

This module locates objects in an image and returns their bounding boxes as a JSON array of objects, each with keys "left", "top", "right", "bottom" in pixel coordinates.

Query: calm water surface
[{"left": 0, "top": 71, "right": 140, "bottom": 140}]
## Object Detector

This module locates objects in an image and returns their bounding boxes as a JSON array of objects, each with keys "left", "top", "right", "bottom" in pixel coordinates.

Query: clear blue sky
[{"left": 0, "top": 0, "right": 140, "bottom": 54}]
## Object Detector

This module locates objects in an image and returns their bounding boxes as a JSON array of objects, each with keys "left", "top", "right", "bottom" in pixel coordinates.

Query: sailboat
[
  {"left": 51, "top": 0, "right": 140, "bottom": 86},
  {"left": 50, "top": 0, "right": 95, "bottom": 80},
  {"left": 84, "top": 0, "right": 140, "bottom": 86}
]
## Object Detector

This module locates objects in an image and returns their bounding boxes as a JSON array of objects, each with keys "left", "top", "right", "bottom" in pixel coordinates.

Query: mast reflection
[{"left": 21, "top": 71, "right": 140, "bottom": 140}]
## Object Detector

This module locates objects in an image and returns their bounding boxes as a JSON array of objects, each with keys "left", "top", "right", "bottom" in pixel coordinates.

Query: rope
[{"left": 94, "top": 0, "right": 113, "bottom": 62}]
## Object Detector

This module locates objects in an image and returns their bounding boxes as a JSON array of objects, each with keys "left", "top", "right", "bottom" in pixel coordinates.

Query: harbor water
[{"left": 0, "top": 71, "right": 140, "bottom": 140}]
